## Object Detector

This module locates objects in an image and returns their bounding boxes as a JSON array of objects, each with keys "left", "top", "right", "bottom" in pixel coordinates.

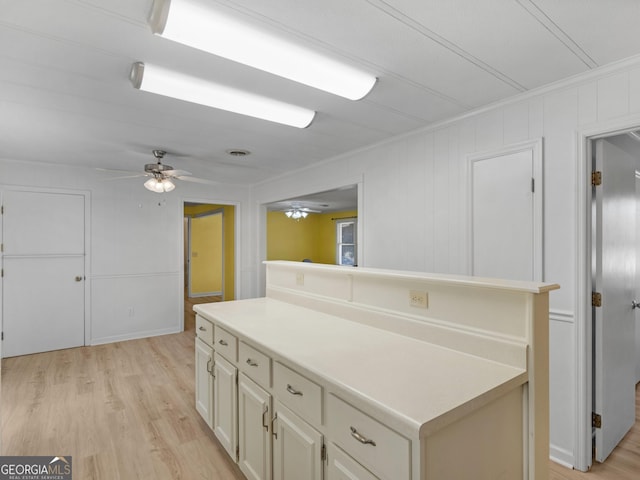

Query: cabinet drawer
[
  {"left": 239, "top": 341, "right": 272, "bottom": 388},
  {"left": 273, "top": 362, "right": 322, "bottom": 426},
  {"left": 327, "top": 394, "right": 410, "bottom": 480},
  {"left": 195, "top": 315, "right": 214, "bottom": 347},
  {"left": 214, "top": 326, "right": 238, "bottom": 362}
]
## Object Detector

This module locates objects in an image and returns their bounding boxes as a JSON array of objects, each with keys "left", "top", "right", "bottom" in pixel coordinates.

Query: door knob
[
  {"left": 75, "top": 276, "right": 83, "bottom": 282},
  {"left": 632, "top": 300, "right": 640, "bottom": 310}
]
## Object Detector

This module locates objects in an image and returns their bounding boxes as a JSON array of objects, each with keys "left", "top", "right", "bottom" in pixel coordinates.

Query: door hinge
[
  {"left": 1, "top": 268, "right": 3, "bottom": 278},
  {"left": 1, "top": 332, "right": 3, "bottom": 341},
  {"left": 591, "top": 170, "right": 602, "bottom": 186},
  {"left": 1, "top": 205, "right": 3, "bottom": 214},
  {"left": 592, "top": 412, "right": 602, "bottom": 429},
  {"left": 321, "top": 444, "right": 327, "bottom": 462},
  {"left": 236, "top": 445, "right": 239, "bottom": 463},
  {"left": 531, "top": 178, "right": 535, "bottom": 193},
  {"left": 592, "top": 292, "right": 602, "bottom": 307}
]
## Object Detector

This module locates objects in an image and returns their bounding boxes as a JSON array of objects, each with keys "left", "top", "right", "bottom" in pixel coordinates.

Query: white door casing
[
  {"left": 2, "top": 188, "right": 87, "bottom": 357},
  {"left": 468, "top": 139, "right": 543, "bottom": 282},
  {"left": 593, "top": 136, "right": 636, "bottom": 463}
]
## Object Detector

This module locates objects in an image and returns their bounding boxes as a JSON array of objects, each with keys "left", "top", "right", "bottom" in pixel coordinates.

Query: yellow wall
[
  {"left": 266, "top": 210, "right": 357, "bottom": 264},
  {"left": 185, "top": 204, "right": 235, "bottom": 300},
  {"left": 190, "top": 212, "right": 223, "bottom": 294}
]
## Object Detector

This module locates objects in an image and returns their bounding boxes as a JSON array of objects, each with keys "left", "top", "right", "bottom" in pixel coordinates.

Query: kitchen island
[{"left": 194, "top": 261, "right": 558, "bottom": 480}]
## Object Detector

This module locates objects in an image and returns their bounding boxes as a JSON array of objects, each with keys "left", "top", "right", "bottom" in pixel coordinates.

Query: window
[{"left": 336, "top": 219, "right": 357, "bottom": 266}]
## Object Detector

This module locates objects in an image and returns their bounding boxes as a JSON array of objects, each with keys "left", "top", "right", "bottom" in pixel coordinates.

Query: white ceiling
[{"left": 1, "top": 0, "right": 640, "bottom": 189}]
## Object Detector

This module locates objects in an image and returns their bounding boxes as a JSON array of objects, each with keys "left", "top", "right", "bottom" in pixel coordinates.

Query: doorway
[
  {"left": 579, "top": 129, "right": 640, "bottom": 469},
  {"left": 183, "top": 202, "right": 235, "bottom": 331},
  {"left": 1, "top": 187, "right": 89, "bottom": 357}
]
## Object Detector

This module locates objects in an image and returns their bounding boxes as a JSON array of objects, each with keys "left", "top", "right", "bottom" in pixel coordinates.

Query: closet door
[{"left": 2, "top": 189, "right": 86, "bottom": 357}]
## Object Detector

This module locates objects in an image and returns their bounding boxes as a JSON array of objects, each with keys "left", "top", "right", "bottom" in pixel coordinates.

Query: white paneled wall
[
  {"left": 253, "top": 55, "right": 640, "bottom": 468},
  {"left": 0, "top": 159, "right": 251, "bottom": 345}
]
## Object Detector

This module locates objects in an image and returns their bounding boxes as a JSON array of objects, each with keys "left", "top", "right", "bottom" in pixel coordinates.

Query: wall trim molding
[
  {"left": 90, "top": 326, "right": 180, "bottom": 346},
  {"left": 91, "top": 271, "right": 181, "bottom": 280},
  {"left": 549, "top": 309, "right": 575, "bottom": 324}
]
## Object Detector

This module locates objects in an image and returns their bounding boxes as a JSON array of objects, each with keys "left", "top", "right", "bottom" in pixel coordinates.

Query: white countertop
[{"left": 194, "top": 297, "right": 527, "bottom": 437}]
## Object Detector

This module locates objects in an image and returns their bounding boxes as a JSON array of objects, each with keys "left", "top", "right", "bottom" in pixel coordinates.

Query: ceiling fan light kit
[
  {"left": 148, "top": 0, "right": 376, "bottom": 101},
  {"left": 285, "top": 209, "right": 308, "bottom": 220},
  {"left": 144, "top": 177, "right": 176, "bottom": 193},
  {"left": 130, "top": 62, "right": 316, "bottom": 128}
]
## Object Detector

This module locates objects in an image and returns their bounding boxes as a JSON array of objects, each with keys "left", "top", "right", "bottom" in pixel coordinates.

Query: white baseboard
[
  {"left": 550, "top": 444, "right": 575, "bottom": 470},
  {"left": 90, "top": 326, "right": 181, "bottom": 346}
]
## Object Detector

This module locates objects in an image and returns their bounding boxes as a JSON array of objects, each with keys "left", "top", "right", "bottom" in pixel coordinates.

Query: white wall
[
  {"left": 0, "top": 159, "right": 252, "bottom": 345},
  {"left": 253, "top": 55, "right": 640, "bottom": 468}
]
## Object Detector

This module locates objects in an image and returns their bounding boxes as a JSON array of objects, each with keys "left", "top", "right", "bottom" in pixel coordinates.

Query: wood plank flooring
[{"left": 1, "top": 326, "right": 244, "bottom": 479}]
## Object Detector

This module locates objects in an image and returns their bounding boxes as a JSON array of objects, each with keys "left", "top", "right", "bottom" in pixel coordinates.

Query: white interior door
[
  {"left": 2, "top": 189, "right": 86, "bottom": 357},
  {"left": 470, "top": 141, "right": 542, "bottom": 281},
  {"left": 593, "top": 136, "right": 637, "bottom": 462}
]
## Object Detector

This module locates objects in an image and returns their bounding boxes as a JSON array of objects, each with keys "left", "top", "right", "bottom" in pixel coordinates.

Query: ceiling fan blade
[
  {"left": 95, "top": 167, "right": 141, "bottom": 175},
  {"left": 164, "top": 169, "right": 191, "bottom": 177},
  {"left": 176, "top": 175, "right": 219, "bottom": 185},
  {"left": 100, "top": 173, "right": 148, "bottom": 181}
]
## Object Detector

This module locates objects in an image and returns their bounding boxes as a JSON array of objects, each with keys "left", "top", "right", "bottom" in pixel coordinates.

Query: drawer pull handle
[
  {"left": 350, "top": 427, "right": 376, "bottom": 446},
  {"left": 198, "top": 326, "right": 207, "bottom": 331},
  {"left": 286, "top": 384, "right": 303, "bottom": 396},
  {"left": 246, "top": 358, "right": 259, "bottom": 367},
  {"left": 218, "top": 339, "right": 228, "bottom": 346}
]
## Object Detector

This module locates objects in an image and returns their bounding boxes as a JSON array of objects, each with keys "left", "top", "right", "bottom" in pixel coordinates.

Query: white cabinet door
[
  {"left": 326, "top": 443, "right": 379, "bottom": 480},
  {"left": 213, "top": 352, "right": 238, "bottom": 460},
  {"left": 273, "top": 402, "right": 323, "bottom": 480},
  {"left": 238, "top": 373, "right": 272, "bottom": 480},
  {"left": 195, "top": 337, "right": 214, "bottom": 428}
]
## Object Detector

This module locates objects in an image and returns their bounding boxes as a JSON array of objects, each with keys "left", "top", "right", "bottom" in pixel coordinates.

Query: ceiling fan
[
  {"left": 101, "top": 149, "right": 217, "bottom": 192},
  {"left": 276, "top": 203, "right": 322, "bottom": 220}
]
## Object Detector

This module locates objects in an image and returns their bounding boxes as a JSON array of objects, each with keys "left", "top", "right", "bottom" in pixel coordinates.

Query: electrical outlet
[
  {"left": 296, "top": 273, "right": 304, "bottom": 286},
  {"left": 409, "top": 290, "right": 428, "bottom": 308}
]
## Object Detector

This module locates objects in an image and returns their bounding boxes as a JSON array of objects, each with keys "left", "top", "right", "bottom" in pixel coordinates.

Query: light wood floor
[
  {"left": 1, "top": 310, "right": 243, "bottom": 479},
  {"left": 2, "top": 305, "right": 639, "bottom": 479},
  {"left": 550, "top": 383, "right": 640, "bottom": 480}
]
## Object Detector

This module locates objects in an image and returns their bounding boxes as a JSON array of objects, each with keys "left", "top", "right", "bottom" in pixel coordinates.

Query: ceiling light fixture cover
[
  {"left": 148, "top": 0, "right": 377, "bottom": 100},
  {"left": 130, "top": 62, "right": 315, "bottom": 128},
  {"left": 144, "top": 176, "right": 176, "bottom": 193},
  {"left": 285, "top": 209, "right": 308, "bottom": 220}
]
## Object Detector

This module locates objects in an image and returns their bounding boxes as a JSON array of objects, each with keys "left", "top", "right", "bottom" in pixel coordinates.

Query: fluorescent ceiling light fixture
[
  {"left": 148, "top": 0, "right": 376, "bottom": 100},
  {"left": 130, "top": 62, "right": 315, "bottom": 128}
]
